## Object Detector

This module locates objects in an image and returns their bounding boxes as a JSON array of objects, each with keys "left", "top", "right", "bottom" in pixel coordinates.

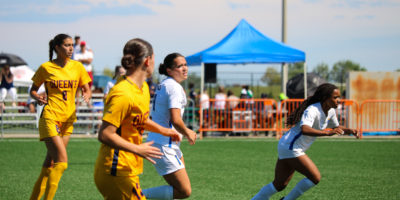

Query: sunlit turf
[{"left": 1, "top": 137, "right": 399, "bottom": 199}]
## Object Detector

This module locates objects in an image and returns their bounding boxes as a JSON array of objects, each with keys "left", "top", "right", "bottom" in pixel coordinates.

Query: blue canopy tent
[{"left": 186, "top": 19, "right": 307, "bottom": 97}]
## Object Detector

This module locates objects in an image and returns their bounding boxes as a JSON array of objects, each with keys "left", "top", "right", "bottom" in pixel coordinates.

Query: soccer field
[{"left": 1, "top": 137, "right": 400, "bottom": 200}]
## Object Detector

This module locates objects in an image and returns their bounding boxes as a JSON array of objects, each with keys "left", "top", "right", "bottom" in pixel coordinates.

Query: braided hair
[
  {"left": 286, "top": 83, "right": 338, "bottom": 126},
  {"left": 121, "top": 38, "right": 153, "bottom": 71},
  {"left": 49, "top": 34, "right": 71, "bottom": 61}
]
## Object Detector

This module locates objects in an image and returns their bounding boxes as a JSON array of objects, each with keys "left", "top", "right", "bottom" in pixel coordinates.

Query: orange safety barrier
[
  {"left": 359, "top": 100, "right": 400, "bottom": 138},
  {"left": 197, "top": 98, "right": 397, "bottom": 139},
  {"left": 277, "top": 99, "right": 304, "bottom": 138},
  {"left": 198, "top": 99, "right": 278, "bottom": 139}
]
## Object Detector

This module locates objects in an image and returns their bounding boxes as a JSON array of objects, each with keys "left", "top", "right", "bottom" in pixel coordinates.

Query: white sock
[
  {"left": 284, "top": 178, "right": 316, "bottom": 200},
  {"left": 251, "top": 183, "right": 278, "bottom": 200},
  {"left": 142, "top": 185, "right": 173, "bottom": 200}
]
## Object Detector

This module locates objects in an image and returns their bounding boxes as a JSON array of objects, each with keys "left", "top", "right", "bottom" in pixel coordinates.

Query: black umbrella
[
  {"left": 286, "top": 73, "right": 327, "bottom": 99},
  {"left": 0, "top": 53, "right": 28, "bottom": 66}
]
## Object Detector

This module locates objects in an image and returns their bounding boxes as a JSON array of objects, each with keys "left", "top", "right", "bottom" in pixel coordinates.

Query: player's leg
[
  {"left": 143, "top": 146, "right": 189, "bottom": 199},
  {"left": 43, "top": 136, "right": 68, "bottom": 200},
  {"left": 252, "top": 158, "right": 295, "bottom": 200},
  {"left": 163, "top": 166, "right": 191, "bottom": 199},
  {"left": 30, "top": 153, "right": 54, "bottom": 200},
  {"left": 281, "top": 155, "right": 320, "bottom": 200}
]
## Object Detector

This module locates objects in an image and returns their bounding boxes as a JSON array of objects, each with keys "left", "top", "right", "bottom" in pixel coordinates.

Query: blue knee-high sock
[
  {"left": 251, "top": 183, "right": 278, "bottom": 200},
  {"left": 283, "top": 178, "right": 315, "bottom": 200},
  {"left": 142, "top": 185, "right": 173, "bottom": 200}
]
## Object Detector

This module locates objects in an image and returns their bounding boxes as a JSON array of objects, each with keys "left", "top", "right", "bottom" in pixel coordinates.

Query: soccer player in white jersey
[
  {"left": 252, "top": 83, "right": 359, "bottom": 200},
  {"left": 143, "top": 53, "right": 197, "bottom": 199}
]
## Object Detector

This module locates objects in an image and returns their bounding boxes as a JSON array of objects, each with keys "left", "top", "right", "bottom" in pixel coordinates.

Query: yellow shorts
[
  {"left": 38, "top": 118, "right": 74, "bottom": 140},
  {"left": 94, "top": 167, "right": 146, "bottom": 200}
]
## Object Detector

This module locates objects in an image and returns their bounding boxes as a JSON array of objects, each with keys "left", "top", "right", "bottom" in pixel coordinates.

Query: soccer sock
[
  {"left": 142, "top": 185, "right": 173, "bottom": 200},
  {"left": 251, "top": 183, "right": 278, "bottom": 200},
  {"left": 283, "top": 178, "right": 316, "bottom": 200},
  {"left": 43, "top": 162, "right": 68, "bottom": 200},
  {"left": 30, "top": 167, "right": 52, "bottom": 200}
]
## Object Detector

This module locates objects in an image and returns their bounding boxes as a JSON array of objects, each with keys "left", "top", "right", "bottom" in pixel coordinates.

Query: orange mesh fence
[
  {"left": 359, "top": 100, "right": 400, "bottom": 138},
  {"left": 198, "top": 99, "right": 278, "bottom": 138},
  {"left": 197, "top": 98, "right": 397, "bottom": 139}
]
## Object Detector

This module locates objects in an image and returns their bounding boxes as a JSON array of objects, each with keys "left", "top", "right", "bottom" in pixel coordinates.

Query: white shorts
[
  {"left": 152, "top": 143, "right": 184, "bottom": 176},
  {"left": 277, "top": 144, "right": 305, "bottom": 159}
]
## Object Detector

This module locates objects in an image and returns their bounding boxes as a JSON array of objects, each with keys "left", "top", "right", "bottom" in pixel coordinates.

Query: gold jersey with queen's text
[
  {"left": 31, "top": 59, "right": 91, "bottom": 122},
  {"left": 95, "top": 76, "right": 150, "bottom": 177}
]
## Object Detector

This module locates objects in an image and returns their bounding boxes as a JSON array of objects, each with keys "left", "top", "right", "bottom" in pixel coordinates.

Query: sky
[{"left": 1, "top": 0, "right": 399, "bottom": 84}]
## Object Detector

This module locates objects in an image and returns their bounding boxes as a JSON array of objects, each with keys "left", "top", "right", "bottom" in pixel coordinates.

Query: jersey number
[{"left": 62, "top": 91, "right": 67, "bottom": 101}]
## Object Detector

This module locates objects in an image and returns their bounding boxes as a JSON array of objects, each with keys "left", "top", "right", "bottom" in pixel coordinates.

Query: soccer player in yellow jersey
[
  {"left": 29, "top": 33, "right": 92, "bottom": 200},
  {"left": 94, "top": 38, "right": 181, "bottom": 200}
]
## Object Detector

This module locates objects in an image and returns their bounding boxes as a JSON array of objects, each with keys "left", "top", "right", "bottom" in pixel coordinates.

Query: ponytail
[
  {"left": 49, "top": 40, "right": 55, "bottom": 61},
  {"left": 48, "top": 34, "right": 71, "bottom": 61},
  {"left": 158, "top": 52, "right": 184, "bottom": 76}
]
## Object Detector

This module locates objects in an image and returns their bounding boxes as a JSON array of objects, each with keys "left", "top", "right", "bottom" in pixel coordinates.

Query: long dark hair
[
  {"left": 286, "top": 83, "right": 338, "bottom": 126},
  {"left": 158, "top": 53, "right": 184, "bottom": 76},
  {"left": 121, "top": 38, "right": 153, "bottom": 70},
  {"left": 49, "top": 34, "right": 71, "bottom": 61}
]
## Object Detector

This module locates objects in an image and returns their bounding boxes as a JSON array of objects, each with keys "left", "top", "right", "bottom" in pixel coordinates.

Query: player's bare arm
[
  {"left": 170, "top": 108, "right": 196, "bottom": 145},
  {"left": 98, "top": 121, "right": 163, "bottom": 164},
  {"left": 144, "top": 119, "right": 181, "bottom": 142}
]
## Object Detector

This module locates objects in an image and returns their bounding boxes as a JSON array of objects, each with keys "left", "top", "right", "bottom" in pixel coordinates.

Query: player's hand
[
  {"left": 81, "top": 92, "right": 91, "bottom": 103},
  {"left": 328, "top": 127, "right": 344, "bottom": 136},
  {"left": 186, "top": 129, "right": 197, "bottom": 145},
  {"left": 136, "top": 141, "right": 163, "bottom": 164},
  {"left": 167, "top": 129, "right": 182, "bottom": 143},
  {"left": 344, "top": 128, "right": 360, "bottom": 139},
  {"left": 36, "top": 95, "right": 47, "bottom": 105}
]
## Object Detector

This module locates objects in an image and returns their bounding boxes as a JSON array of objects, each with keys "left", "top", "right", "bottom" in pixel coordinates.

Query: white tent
[{"left": 10, "top": 65, "right": 34, "bottom": 87}]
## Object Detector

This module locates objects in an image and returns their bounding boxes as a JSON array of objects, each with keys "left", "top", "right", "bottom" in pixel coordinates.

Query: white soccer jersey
[
  {"left": 279, "top": 102, "right": 339, "bottom": 152},
  {"left": 147, "top": 77, "right": 187, "bottom": 146}
]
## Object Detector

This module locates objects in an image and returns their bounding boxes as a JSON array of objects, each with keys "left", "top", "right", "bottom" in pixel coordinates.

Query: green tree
[
  {"left": 181, "top": 72, "right": 201, "bottom": 89},
  {"left": 331, "top": 60, "right": 366, "bottom": 83},
  {"left": 103, "top": 68, "right": 113, "bottom": 78},
  {"left": 288, "top": 62, "right": 305, "bottom": 79},
  {"left": 312, "top": 62, "right": 330, "bottom": 80},
  {"left": 261, "top": 67, "right": 281, "bottom": 86}
]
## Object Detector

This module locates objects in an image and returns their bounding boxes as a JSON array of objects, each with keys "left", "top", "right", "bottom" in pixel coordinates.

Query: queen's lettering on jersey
[
  {"left": 49, "top": 80, "right": 78, "bottom": 89},
  {"left": 132, "top": 112, "right": 149, "bottom": 135}
]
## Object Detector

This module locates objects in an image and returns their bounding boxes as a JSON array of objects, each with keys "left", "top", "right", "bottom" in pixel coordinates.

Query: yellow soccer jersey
[
  {"left": 31, "top": 59, "right": 91, "bottom": 122},
  {"left": 95, "top": 76, "right": 150, "bottom": 177}
]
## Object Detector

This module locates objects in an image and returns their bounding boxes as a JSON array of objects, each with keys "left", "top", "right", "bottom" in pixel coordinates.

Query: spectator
[
  {"left": 199, "top": 87, "right": 210, "bottom": 130},
  {"left": 227, "top": 90, "right": 239, "bottom": 109},
  {"left": 72, "top": 35, "right": 91, "bottom": 57},
  {"left": 146, "top": 77, "right": 156, "bottom": 99},
  {"left": 27, "top": 84, "right": 46, "bottom": 113},
  {"left": 199, "top": 87, "right": 209, "bottom": 110},
  {"left": 103, "top": 65, "right": 126, "bottom": 99},
  {"left": 214, "top": 86, "right": 227, "bottom": 128},
  {"left": 241, "top": 85, "right": 253, "bottom": 99},
  {"left": 214, "top": 85, "right": 226, "bottom": 110},
  {"left": 188, "top": 82, "right": 196, "bottom": 107},
  {"left": 74, "top": 40, "right": 94, "bottom": 88},
  {"left": 0, "top": 64, "right": 17, "bottom": 108}
]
